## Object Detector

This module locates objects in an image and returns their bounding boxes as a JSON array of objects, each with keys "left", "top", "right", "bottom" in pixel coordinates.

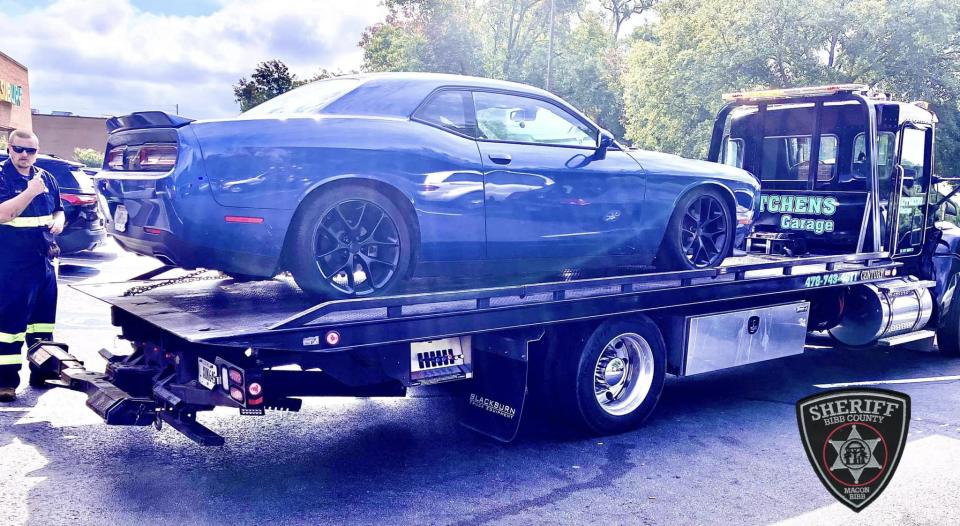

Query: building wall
[
  {"left": 0, "top": 51, "right": 31, "bottom": 134},
  {"left": 33, "top": 114, "right": 108, "bottom": 160}
]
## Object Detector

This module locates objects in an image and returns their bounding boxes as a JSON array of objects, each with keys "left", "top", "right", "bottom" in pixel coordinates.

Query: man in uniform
[{"left": 0, "top": 129, "right": 64, "bottom": 402}]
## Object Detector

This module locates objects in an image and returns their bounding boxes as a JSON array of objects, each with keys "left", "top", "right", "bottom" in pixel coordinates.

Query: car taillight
[
  {"left": 106, "top": 147, "right": 124, "bottom": 170},
  {"left": 61, "top": 193, "right": 98, "bottom": 206},
  {"left": 137, "top": 144, "right": 177, "bottom": 171}
]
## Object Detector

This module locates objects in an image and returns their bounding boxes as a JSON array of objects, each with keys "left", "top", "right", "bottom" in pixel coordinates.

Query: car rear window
[
  {"left": 242, "top": 78, "right": 361, "bottom": 116},
  {"left": 38, "top": 162, "right": 82, "bottom": 191}
]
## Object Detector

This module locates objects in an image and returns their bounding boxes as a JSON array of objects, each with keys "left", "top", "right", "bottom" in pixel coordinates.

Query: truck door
[{"left": 890, "top": 125, "right": 933, "bottom": 257}]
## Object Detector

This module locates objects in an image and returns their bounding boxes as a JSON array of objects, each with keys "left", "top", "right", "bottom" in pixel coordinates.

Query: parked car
[
  {"left": 0, "top": 152, "right": 106, "bottom": 254},
  {"left": 97, "top": 73, "right": 759, "bottom": 298}
]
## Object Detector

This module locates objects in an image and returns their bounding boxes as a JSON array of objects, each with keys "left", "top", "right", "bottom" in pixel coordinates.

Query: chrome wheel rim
[
  {"left": 313, "top": 199, "right": 401, "bottom": 295},
  {"left": 681, "top": 195, "right": 728, "bottom": 268},
  {"left": 593, "top": 332, "right": 655, "bottom": 416}
]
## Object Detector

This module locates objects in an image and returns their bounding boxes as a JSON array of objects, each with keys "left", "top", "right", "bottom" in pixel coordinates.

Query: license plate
[
  {"left": 114, "top": 204, "right": 128, "bottom": 232},
  {"left": 198, "top": 357, "right": 218, "bottom": 389}
]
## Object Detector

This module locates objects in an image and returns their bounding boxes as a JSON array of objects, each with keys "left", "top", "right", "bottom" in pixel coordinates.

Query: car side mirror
[{"left": 595, "top": 131, "right": 615, "bottom": 160}]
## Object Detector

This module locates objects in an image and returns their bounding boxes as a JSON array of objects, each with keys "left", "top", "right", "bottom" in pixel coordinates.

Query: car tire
[
  {"left": 655, "top": 186, "right": 734, "bottom": 271},
  {"left": 550, "top": 317, "right": 666, "bottom": 435},
  {"left": 288, "top": 184, "right": 414, "bottom": 299}
]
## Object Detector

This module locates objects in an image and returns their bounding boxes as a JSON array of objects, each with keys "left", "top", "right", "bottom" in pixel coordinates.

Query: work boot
[{"left": 0, "top": 387, "right": 16, "bottom": 402}]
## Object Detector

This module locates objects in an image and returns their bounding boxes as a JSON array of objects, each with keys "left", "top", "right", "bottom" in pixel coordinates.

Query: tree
[
  {"left": 598, "top": 0, "right": 656, "bottom": 42},
  {"left": 622, "top": 0, "right": 960, "bottom": 176},
  {"left": 233, "top": 60, "right": 299, "bottom": 112},
  {"left": 358, "top": 0, "right": 627, "bottom": 135}
]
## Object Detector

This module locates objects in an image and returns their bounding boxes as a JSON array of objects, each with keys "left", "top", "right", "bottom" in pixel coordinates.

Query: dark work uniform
[{"left": 0, "top": 159, "right": 61, "bottom": 388}]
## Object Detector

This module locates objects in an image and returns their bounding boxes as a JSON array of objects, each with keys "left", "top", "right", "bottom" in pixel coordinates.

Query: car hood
[{"left": 627, "top": 148, "right": 759, "bottom": 189}]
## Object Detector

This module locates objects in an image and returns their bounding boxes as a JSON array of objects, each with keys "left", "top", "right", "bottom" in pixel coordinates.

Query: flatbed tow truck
[{"left": 28, "top": 85, "right": 960, "bottom": 446}]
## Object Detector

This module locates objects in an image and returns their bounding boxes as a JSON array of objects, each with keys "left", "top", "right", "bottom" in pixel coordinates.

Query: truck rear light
[
  {"left": 325, "top": 331, "right": 341, "bottom": 346},
  {"left": 61, "top": 193, "right": 98, "bottom": 206},
  {"left": 248, "top": 396, "right": 263, "bottom": 406},
  {"left": 229, "top": 386, "right": 244, "bottom": 402},
  {"left": 137, "top": 144, "right": 177, "bottom": 171},
  {"left": 248, "top": 382, "right": 262, "bottom": 396},
  {"left": 228, "top": 368, "right": 243, "bottom": 384}
]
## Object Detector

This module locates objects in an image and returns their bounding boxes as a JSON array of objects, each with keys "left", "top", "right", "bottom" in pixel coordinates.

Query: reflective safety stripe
[
  {"left": 0, "top": 332, "right": 26, "bottom": 344},
  {"left": 1, "top": 214, "right": 54, "bottom": 228},
  {"left": 26, "top": 323, "right": 55, "bottom": 334},
  {"left": 0, "top": 354, "right": 22, "bottom": 365}
]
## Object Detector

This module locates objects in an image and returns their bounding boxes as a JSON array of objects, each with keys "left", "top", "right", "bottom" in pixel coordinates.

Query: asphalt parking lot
[{"left": 1, "top": 241, "right": 959, "bottom": 525}]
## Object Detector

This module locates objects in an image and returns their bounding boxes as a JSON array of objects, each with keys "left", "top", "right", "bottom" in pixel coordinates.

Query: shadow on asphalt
[{"left": 5, "top": 344, "right": 958, "bottom": 525}]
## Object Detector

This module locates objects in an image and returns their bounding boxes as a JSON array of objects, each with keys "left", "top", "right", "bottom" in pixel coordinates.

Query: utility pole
[{"left": 546, "top": 0, "right": 555, "bottom": 91}]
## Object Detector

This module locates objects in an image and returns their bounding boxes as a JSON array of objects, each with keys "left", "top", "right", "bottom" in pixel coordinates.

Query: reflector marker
[{"left": 224, "top": 216, "right": 264, "bottom": 224}]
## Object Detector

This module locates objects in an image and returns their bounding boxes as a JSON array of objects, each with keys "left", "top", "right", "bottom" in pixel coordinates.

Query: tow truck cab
[{"left": 707, "top": 84, "right": 938, "bottom": 258}]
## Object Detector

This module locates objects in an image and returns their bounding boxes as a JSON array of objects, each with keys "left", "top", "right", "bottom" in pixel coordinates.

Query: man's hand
[
  {"left": 26, "top": 175, "right": 47, "bottom": 197},
  {"left": 50, "top": 211, "right": 65, "bottom": 235}
]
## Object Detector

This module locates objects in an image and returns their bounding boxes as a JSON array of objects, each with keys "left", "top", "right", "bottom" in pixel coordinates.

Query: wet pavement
[{"left": 1, "top": 240, "right": 959, "bottom": 525}]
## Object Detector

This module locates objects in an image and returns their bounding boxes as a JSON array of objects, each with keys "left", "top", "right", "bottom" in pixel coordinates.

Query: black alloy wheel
[
  {"left": 314, "top": 199, "right": 402, "bottom": 296},
  {"left": 680, "top": 193, "right": 730, "bottom": 268}
]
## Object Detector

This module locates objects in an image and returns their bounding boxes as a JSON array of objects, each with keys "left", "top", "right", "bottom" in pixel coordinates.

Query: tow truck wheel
[
  {"left": 936, "top": 290, "right": 960, "bottom": 356},
  {"left": 288, "top": 184, "right": 413, "bottom": 299},
  {"left": 656, "top": 187, "right": 733, "bottom": 270},
  {"left": 553, "top": 317, "right": 666, "bottom": 435}
]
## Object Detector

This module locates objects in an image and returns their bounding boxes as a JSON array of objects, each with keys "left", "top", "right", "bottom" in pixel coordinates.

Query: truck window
[
  {"left": 852, "top": 132, "right": 896, "bottom": 194},
  {"left": 900, "top": 128, "right": 927, "bottom": 179},
  {"left": 721, "top": 136, "right": 744, "bottom": 168},
  {"left": 760, "top": 135, "right": 837, "bottom": 183}
]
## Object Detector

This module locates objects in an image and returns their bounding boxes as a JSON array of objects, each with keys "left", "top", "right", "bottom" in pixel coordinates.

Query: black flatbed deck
[{"left": 74, "top": 252, "right": 900, "bottom": 352}]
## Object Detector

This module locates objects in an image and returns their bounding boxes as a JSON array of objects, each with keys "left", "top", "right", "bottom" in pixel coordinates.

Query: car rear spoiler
[{"left": 106, "top": 111, "right": 194, "bottom": 133}]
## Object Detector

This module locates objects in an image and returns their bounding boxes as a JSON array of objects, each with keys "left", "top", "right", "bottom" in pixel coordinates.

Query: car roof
[{"left": 320, "top": 72, "right": 584, "bottom": 121}]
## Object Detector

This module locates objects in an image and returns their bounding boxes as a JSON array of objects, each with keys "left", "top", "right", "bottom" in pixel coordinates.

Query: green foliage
[
  {"left": 358, "top": 0, "right": 628, "bottom": 136},
  {"left": 233, "top": 60, "right": 298, "bottom": 112},
  {"left": 622, "top": 0, "right": 960, "bottom": 176},
  {"left": 73, "top": 148, "right": 103, "bottom": 168}
]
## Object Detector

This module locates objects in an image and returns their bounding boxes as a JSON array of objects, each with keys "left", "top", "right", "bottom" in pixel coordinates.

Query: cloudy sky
[{"left": 0, "top": 0, "right": 387, "bottom": 118}]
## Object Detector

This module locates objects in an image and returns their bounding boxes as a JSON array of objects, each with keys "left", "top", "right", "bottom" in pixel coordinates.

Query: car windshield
[{"left": 242, "top": 78, "right": 361, "bottom": 116}]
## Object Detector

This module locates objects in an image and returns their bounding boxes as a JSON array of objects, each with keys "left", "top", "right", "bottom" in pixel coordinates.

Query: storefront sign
[{"left": 0, "top": 80, "right": 23, "bottom": 106}]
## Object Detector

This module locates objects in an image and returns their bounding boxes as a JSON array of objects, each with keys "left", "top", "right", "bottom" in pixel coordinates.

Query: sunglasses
[{"left": 10, "top": 145, "right": 38, "bottom": 154}]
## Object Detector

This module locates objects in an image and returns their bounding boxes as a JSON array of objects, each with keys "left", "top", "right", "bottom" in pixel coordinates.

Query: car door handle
[{"left": 488, "top": 153, "right": 512, "bottom": 165}]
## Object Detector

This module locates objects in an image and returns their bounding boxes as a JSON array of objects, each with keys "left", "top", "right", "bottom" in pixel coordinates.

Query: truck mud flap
[
  {"left": 28, "top": 342, "right": 156, "bottom": 426},
  {"left": 459, "top": 328, "right": 543, "bottom": 442}
]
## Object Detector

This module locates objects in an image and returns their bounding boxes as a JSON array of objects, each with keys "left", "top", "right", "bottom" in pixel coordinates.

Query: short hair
[{"left": 8, "top": 129, "right": 38, "bottom": 144}]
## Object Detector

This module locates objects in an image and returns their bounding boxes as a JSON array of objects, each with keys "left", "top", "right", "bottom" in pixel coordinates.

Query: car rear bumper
[{"left": 110, "top": 226, "right": 281, "bottom": 277}]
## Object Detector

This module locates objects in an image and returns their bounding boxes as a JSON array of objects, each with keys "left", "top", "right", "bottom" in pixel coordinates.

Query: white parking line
[{"left": 814, "top": 375, "right": 960, "bottom": 389}]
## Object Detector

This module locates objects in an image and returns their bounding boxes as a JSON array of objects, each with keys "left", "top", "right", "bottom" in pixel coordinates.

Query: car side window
[
  {"left": 473, "top": 91, "right": 596, "bottom": 147},
  {"left": 413, "top": 90, "right": 476, "bottom": 137}
]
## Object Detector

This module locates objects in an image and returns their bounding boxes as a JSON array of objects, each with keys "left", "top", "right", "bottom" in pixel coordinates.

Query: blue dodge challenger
[{"left": 98, "top": 73, "right": 759, "bottom": 298}]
